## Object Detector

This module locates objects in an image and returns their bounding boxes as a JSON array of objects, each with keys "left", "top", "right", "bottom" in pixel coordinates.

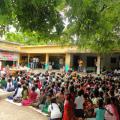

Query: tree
[
  {"left": 5, "top": 32, "right": 62, "bottom": 45},
  {"left": 64, "top": 0, "right": 120, "bottom": 53},
  {"left": 0, "top": 0, "right": 64, "bottom": 39},
  {"left": 0, "top": 0, "right": 11, "bottom": 37},
  {"left": 61, "top": 0, "right": 120, "bottom": 74},
  {"left": 1, "top": 0, "right": 120, "bottom": 52}
]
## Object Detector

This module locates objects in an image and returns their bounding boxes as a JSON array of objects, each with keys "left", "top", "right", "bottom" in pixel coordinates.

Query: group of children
[{"left": 0, "top": 70, "right": 120, "bottom": 120}]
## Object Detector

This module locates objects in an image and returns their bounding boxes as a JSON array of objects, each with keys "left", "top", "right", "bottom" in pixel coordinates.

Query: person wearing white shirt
[
  {"left": 114, "top": 69, "right": 118, "bottom": 74},
  {"left": 33, "top": 58, "right": 36, "bottom": 69},
  {"left": 117, "top": 69, "right": 120, "bottom": 74},
  {"left": 48, "top": 97, "right": 62, "bottom": 120},
  {"left": 13, "top": 84, "right": 23, "bottom": 102},
  {"left": 74, "top": 90, "right": 85, "bottom": 119},
  {"left": 35, "top": 84, "right": 40, "bottom": 98},
  {"left": 6, "top": 79, "right": 14, "bottom": 92}
]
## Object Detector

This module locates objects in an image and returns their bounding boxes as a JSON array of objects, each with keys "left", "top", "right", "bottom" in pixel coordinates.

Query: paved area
[
  {"left": 0, "top": 89, "right": 13, "bottom": 99},
  {"left": 32, "top": 69, "right": 60, "bottom": 74},
  {"left": 32, "top": 69, "right": 98, "bottom": 77},
  {"left": 0, "top": 100, "right": 48, "bottom": 120}
]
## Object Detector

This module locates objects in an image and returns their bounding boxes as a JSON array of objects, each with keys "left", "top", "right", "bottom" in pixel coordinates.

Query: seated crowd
[{"left": 0, "top": 70, "right": 120, "bottom": 120}]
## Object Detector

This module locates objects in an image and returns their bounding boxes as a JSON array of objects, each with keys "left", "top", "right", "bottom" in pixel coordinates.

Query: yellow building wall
[
  {"left": 0, "top": 41, "right": 119, "bottom": 71},
  {"left": 0, "top": 40, "right": 119, "bottom": 54},
  {"left": 0, "top": 40, "right": 92, "bottom": 54},
  {"left": 20, "top": 45, "right": 80, "bottom": 54},
  {"left": 0, "top": 42, "right": 20, "bottom": 52}
]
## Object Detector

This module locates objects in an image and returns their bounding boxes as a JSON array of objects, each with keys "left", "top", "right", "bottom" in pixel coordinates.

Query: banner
[{"left": 0, "top": 52, "right": 19, "bottom": 61}]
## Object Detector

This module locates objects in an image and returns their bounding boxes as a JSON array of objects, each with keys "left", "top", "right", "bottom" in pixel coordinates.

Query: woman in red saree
[
  {"left": 22, "top": 87, "right": 38, "bottom": 106},
  {"left": 63, "top": 92, "right": 75, "bottom": 120}
]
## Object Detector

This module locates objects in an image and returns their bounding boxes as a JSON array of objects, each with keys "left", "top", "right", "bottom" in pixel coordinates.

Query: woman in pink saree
[
  {"left": 105, "top": 97, "right": 116, "bottom": 120},
  {"left": 110, "top": 97, "right": 120, "bottom": 120},
  {"left": 22, "top": 87, "right": 38, "bottom": 106}
]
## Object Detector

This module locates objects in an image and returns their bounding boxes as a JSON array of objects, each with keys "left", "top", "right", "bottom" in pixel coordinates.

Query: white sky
[{"left": 9, "top": 25, "right": 16, "bottom": 32}]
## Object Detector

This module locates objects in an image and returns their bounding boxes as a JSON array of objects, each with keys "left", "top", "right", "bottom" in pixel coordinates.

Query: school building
[{"left": 0, "top": 39, "right": 120, "bottom": 74}]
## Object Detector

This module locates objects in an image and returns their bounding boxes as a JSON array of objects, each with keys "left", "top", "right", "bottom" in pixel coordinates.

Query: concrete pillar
[
  {"left": 97, "top": 55, "right": 101, "bottom": 74},
  {"left": 65, "top": 53, "right": 71, "bottom": 72},
  {"left": 28, "top": 54, "right": 30, "bottom": 68},
  {"left": 45, "top": 53, "right": 49, "bottom": 70},
  {"left": 17, "top": 54, "right": 20, "bottom": 67}
]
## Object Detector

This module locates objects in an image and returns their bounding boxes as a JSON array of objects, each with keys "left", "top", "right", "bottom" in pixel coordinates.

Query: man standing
[
  {"left": 33, "top": 57, "right": 36, "bottom": 69},
  {"left": 78, "top": 58, "right": 84, "bottom": 72},
  {"left": 36, "top": 58, "right": 39, "bottom": 68}
]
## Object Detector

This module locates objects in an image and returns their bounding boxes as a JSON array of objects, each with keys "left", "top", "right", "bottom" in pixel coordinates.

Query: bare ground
[{"left": 0, "top": 100, "right": 48, "bottom": 120}]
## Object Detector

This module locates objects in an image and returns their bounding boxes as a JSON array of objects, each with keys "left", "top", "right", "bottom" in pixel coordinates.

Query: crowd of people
[{"left": 0, "top": 70, "right": 120, "bottom": 120}]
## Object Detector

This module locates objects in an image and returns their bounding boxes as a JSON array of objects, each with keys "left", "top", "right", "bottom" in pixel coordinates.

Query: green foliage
[
  {"left": 0, "top": 0, "right": 15, "bottom": 25},
  {"left": 5, "top": 31, "right": 68, "bottom": 45},
  {"left": 0, "top": 0, "right": 66, "bottom": 44},
  {"left": 0, "top": 0, "right": 12, "bottom": 36},
  {"left": 65, "top": 0, "right": 120, "bottom": 53},
  {"left": 0, "top": 0, "right": 64, "bottom": 35},
  {"left": 0, "top": 0, "right": 120, "bottom": 53}
]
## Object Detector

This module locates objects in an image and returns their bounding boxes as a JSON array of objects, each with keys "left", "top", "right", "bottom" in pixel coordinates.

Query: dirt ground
[{"left": 0, "top": 100, "right": 48, "bottom": 120}]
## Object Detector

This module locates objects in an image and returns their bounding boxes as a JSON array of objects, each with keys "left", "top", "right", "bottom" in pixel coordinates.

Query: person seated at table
[
  {"left": 6, "top": 79, "right": 14, "bottom": 92},
  {"left": 0, "top": 77, "right": 7, "bottom": 89},
  {"left": 22, "top": 86, "right": 38, "bottom": 106}
]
